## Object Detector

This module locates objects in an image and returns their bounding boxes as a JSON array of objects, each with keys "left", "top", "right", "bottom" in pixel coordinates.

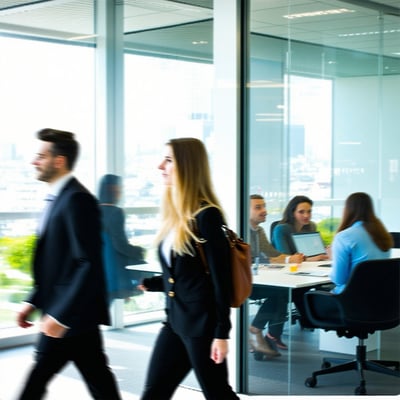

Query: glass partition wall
[{"left": 246, "top": 0, "right": 400, "bottom": 395}]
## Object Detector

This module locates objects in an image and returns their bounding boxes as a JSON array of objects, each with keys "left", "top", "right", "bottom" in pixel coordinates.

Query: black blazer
[
  {"left": 143, "top": 206, "right": 232, "bottom": 339},
  {"left": 26, "top": 177, "right": 110, "bottom": 336}
]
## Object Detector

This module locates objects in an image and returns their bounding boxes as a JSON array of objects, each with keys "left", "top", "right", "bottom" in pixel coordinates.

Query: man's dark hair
[
  {"left": 37, "top": 128, "right": 79, "bottom": 170},
  {"left": 250, "top": 194, "right": 264, "bottom": 200}
]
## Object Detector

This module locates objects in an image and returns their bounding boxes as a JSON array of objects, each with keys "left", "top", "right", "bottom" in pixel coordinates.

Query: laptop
[{"left": 291, "top": 232, "right": 327, "bottom": 257}]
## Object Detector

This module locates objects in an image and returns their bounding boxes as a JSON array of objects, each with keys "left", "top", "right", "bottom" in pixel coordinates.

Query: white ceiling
[
  {"left": 251, "top": 0, "right": 400, "bottom": 58},
  {"left": 0, "top": 0, "right": 398, "bottom": 60}
]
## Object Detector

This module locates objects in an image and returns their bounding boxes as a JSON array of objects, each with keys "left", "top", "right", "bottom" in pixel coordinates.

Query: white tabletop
[
  {"left": 252, "top": 261, "right": 332, "bottom": 289},
  {"left": 128, "top": 261, "right": 332, "bottom": 289},
  {"left": 127, "top": 263, "right": 162, "bottom": 273}
]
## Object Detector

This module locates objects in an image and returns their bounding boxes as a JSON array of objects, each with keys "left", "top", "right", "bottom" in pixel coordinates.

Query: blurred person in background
[{"left": 98, "top": 174, "right": 146, "bottom": 304}]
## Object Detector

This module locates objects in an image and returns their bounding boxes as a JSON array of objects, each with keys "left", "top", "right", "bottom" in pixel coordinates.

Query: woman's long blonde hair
[{"left": 155, "top": 137, "right": 225, "bottom": 256}]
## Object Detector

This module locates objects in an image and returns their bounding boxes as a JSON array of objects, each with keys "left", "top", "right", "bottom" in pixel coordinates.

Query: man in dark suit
[{"left": 16, "top": 128, "right": 122, "bottom": 400}]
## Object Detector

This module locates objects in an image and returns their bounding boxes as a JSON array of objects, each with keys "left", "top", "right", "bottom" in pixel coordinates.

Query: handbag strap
[
  {"left": 195, "top": 241, "right": 209, "bottom": 274},
  {"left": 192, "top": 218, "right": 210, "bottom": 274}
]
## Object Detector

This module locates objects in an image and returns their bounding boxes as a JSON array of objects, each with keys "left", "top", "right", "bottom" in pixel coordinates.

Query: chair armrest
[{"left": 304, "top": 290, "right": 345, "bottom": 329}]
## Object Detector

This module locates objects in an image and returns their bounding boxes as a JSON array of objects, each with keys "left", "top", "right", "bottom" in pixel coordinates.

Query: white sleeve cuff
[{"left": 47, "top": 314, "right": 70, "bottom": 329}]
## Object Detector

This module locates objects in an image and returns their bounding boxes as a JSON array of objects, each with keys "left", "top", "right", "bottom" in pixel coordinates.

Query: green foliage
[
  {"left": 0, "top": 272, "right": 10, "bottom": 286},
  {"left": 1, "top": 235, "right": 36, "bottom": 275},
  {"left": 317, "top": 218, "right": 341, "bottom": 246},
  {"left": 9, "top": 291, "right": 30, "bottom": 303}
]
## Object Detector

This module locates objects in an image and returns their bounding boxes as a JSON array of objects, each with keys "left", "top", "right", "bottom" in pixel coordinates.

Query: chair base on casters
[{"left": 305, "top": 340, "right": 400, "bottom": 395}]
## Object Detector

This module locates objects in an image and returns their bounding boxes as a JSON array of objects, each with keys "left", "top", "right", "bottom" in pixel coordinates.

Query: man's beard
[{"left": 37, "top": 165, "right": 57, "bottom": 183}]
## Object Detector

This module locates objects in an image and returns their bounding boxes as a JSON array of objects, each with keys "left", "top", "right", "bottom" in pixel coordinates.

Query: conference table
[
  {"left": 251, "top": 261, "right": 331, "bottom": 288},
  {"left": 127, "top": 260, "right": 331, "bottom": 285}
]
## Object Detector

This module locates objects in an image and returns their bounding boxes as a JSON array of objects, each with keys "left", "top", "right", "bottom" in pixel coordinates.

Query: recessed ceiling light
[
  {"left": 339, "top": 28, "right": 400, "bottom": 37},
  {"left": 192, "top": 40, "right": 208, "bottom": 45},
  {"left": 283, "top": 8, "right": 354, "bottom": 19}
]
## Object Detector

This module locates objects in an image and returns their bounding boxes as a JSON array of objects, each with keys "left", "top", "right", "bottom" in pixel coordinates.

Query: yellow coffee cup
[{"left": 289, "top": 264, "right": 298, "bottom": 273}]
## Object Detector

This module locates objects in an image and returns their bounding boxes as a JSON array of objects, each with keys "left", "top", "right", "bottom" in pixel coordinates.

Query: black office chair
[
  {"left": 303, "top": 258, "right": 400, "bottom": 395},
  {"left": 390, "top": 232, "right": 400, "bottom": 248}
]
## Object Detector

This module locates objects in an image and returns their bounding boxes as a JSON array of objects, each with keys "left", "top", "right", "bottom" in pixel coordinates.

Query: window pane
[
  {"left": 0, "top": 36, "right": 95, "bottom": 332},
  {"left": 122, "top": 53, "right": 214, "bottom": 320}
]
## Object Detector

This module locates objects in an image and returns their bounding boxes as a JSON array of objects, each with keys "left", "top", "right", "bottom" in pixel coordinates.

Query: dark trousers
[
  {"left": 18, "top": 328, "right": 121, "bottom": 400},
  {"left": 141, "top": 323, "right": 239, "bottom": 400},
  {"left": 250, "top": 286, "right": 287, "bottom": 337},
  {"left": 250, "top": 285, "right": 319, "bottom": 335}
]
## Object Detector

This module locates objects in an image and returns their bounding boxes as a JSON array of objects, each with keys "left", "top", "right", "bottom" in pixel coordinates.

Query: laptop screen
[{"left": 291, "top": 232, "right": 326, "bottom": 257}]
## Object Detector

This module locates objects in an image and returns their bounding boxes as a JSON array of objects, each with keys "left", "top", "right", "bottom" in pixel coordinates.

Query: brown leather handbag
[{"left": 196, "top": 225, "right": 253, "bottom": 308}]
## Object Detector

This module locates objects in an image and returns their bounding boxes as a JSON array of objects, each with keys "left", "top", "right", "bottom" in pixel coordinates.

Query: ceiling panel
[
  {"left": 0, "top": 0, "right": 398, "bottom": 60},
  {"left": 0, "top": 0, "right": 94, "bottom": 39},
  {"left": 250, "top": 0, "right": 400, "bottom": 58}
]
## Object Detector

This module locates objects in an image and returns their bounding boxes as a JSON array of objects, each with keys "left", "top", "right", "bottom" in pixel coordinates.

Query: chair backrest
[
  {"left": 390, "top": 232, "right": 400, "bottom": 249},
  {"left": 339, "top": 258, "right": 400, "bottom": 331},
  {"left": 270, "top": 220, "right": 279, "bottom": 239}
]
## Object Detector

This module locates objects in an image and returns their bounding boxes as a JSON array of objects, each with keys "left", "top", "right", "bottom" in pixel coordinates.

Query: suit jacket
[
  {"left": 142, "top": 206, "right": 232, "bottom": 339},
  {"left": 100, "top": 205, "right": 145, "bottom": 300},
  {"left": 26, "top": 177, "right": 110, "bottom": 336}
]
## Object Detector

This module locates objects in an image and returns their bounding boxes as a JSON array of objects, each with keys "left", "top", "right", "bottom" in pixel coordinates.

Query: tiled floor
[
  {"left": 0, "top": 341, "right": 207, "bottom": 400},
  {"left": 1, "top": 321, "right": 399, "bottom": 399},
  {"left": 1, "top": 323, "right": 247, "bottom": 400}
]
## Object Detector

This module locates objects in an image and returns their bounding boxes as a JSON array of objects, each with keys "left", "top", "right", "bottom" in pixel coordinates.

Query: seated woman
[
  {"left": 272, "top": 195, "right": 329, "bottom": 327},
  {"left": 272, "top": 195, "right": 329, "bottom": 261},
  {"left": 98, "top": 174, "right": 146, "bottom": 303},
  {"left": 330, "top": 192, "right": 393, "bottom": 294}
]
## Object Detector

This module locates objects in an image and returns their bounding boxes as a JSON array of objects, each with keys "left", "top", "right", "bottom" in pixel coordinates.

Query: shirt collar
[
  {"left": 352, "top": 220, "right": 363, "bottom": 227},
  {"left": 48, "top": 173, "right": 73, "bottom": 197},
  {"left": 250, "top": 225, "right": 261, "bottom": 232}
]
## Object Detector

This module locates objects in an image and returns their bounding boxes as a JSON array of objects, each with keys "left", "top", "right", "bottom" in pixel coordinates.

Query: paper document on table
[
  {"left": 263, "top": 264, "right": 286, "bottom": 269},
  {"left": 291, "top": 270, "right": 329, "bottom": 277}
]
